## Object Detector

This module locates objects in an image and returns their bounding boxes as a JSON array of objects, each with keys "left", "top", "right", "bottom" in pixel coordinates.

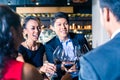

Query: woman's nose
[{"left": 35, "top": 28, "right": 39, "bottom": 33}]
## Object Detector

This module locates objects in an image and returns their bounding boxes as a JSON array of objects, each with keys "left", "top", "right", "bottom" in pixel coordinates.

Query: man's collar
[
  {"left": 111, "top": 29, "right": 120, "bottom": 39},
  {"left": 57, "top": 34, "right": 70, "bottom": 43}
]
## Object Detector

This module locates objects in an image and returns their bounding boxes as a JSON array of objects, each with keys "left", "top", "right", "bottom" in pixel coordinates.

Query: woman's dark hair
[
  {"left": 0, "top": 5, "right": 21, "bottom": 78},
  {"left": 50, "top": 12, "right": 69, "bottom": 26},
  {"left": 100, "top": 0, "right": 120, "bottom": 21},
  {"left": 23, "top": 16, "right": 41, "bottom": 29}
]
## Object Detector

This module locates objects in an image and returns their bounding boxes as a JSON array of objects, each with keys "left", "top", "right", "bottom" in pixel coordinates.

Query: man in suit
[
  {"left": 79, "top": 0, "right": 120, "bottom": 80},
  {"left": 45, "top": 12, "right": 90, "bottom": 80}
]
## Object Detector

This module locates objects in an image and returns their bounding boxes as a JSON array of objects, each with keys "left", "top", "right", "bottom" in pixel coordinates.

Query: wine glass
[
  {"left": 61, "top": 45, "right": 82, "bottom": 79},
  {"left": 45, "top": 46, "right": 63, "bottom": 80},
  {"left": 49, "top": 46, "right": 64, "bottom": 79},
  {"left": 60, "top": 47, "right": 77, "bottom": 72},
  {"left": 74, "top": 45, "right": 82, "bottom": 61},
  {"left": 53, "top": 46, "right": 64, "bottom": 64},
  {"left": 81, "top": 44, "right": 90, "bottom": 54},
  {"left": 53, "top": 46, "right": 75, "bottom": 72}
]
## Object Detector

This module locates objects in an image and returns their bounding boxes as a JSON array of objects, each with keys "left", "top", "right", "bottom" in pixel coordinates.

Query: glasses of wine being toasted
[{"left": 53, "top": 45, "right": 82, "bottom": 79}]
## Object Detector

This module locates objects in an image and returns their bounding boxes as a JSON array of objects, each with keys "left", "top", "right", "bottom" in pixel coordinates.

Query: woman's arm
[
  {"left": 16, "top": 53, "right": 24, "bottom": 62},
  {"left": 23, "top": 63, "right": 43, "bottom": 80}
]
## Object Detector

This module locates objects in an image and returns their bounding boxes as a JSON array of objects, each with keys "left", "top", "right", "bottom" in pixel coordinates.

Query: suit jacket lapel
[
  {"left": 69, "top": 33, "right": 79, "bottom": 48},
  {"left": 55, "top": 36, "right": 62, "bottom": 48}
]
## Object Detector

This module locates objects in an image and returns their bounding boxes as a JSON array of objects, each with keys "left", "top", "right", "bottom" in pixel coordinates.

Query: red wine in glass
[
  {"left": 64, "top": 61, "right": 75, "bottom": 71},
  {"left": 64, "top": 64, "right": 74, "bottom": 70}
]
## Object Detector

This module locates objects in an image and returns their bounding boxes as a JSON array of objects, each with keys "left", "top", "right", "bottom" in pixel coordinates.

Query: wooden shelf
[{"left": 16, "top": 6, "right": 73, "bottom": 13}]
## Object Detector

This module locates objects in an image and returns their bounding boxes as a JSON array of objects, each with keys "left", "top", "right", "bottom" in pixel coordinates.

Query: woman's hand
[{"left": 39, "top": 61, "right": 56, "bottom": 74}]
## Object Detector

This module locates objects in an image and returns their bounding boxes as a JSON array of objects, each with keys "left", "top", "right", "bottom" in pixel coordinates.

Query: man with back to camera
[{"left": 79, "top": 0, "right": 120, "bottom": 80}]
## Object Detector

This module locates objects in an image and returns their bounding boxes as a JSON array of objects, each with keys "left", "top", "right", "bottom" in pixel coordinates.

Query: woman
[
  {"left": 17, "top": 16, "right": 44, "bottom": 67},
  {"left": 17, "top": 16, "right": 56, "bottom": 76},
  {"left": 0, "top": 5, "right": 42, "bottom": 80}
]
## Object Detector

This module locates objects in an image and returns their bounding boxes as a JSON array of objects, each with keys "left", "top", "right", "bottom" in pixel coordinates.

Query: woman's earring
[{"left": 23, "top": 33, "right": 28, "bottom": 40}]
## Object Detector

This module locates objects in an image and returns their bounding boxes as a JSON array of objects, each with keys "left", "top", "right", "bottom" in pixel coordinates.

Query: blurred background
[{"left": 1, "top": 0, "right": 109, "bottom": 49}]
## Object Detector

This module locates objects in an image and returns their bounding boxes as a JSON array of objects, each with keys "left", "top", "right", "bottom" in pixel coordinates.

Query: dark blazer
[
  {"left": 45, "top": 32, "right": 90, "bottom": 79},
  {"left": 79, "top": 32, "right": 120, "bottom": 80}
]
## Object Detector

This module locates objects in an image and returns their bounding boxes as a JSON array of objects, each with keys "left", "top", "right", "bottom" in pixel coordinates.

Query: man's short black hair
[
  {"left": 50, "top": 12, "right": 69, "bottom": 26},
  {"left": 100, "top": 0, "right": 120, "bottom": 21}
]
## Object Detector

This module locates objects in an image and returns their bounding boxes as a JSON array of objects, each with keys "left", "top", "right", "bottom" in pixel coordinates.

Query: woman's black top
[{"left": 18, "top": 44, "right": 45, "bottom": 67}]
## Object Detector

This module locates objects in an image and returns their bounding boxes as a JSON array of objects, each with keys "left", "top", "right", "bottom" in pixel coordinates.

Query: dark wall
[
  {"left": 38, "top": 0, "right": 67, "bottom": 5},
  {"left": 0, "top": 0, "right": 91, "bottom": 13},
  {"left": 0, "top": 0, "right": 67, "bottom": 5}
]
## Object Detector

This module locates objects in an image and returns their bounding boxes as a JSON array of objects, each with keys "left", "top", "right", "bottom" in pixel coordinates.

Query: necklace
[{"left": 25, "top": 41, "right": 38, "bottom": 51}]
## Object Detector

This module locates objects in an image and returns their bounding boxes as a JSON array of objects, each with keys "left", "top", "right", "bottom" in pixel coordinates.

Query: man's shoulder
[{"left": 84, "top": 40, "right": 113, "bottom": 60}]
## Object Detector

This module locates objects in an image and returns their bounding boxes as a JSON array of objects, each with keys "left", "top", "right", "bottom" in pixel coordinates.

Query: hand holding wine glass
[
  {"left": 60, "top": 45, "right": 82, "bottom": 79},
  {"left": 47, "top": 46, "right": 64, "bottom": 79},
  {"left": 42, "top": 46, "right": 63, "bottom": 80},
  {"left": 60, "top": 47, "right": 77, "bottom": 73},
  {"left": 42, "top": 61, "right": 56, "bottom": 80}
]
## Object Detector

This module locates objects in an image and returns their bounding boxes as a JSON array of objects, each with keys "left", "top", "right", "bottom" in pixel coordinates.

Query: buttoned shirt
[{"left": 60, "top": 38, "right": 76, "bottom": 61}]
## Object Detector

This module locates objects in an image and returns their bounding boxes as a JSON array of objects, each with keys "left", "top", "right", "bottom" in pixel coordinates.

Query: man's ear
[{"left": 103, "top": 7, "right": 110, "bottom": 21}]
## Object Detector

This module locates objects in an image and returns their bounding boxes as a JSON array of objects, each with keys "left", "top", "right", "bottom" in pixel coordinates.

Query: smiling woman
[
  {"left": 16, "top": 16, "right": 56, "bottom": 79},
  {"left": 16, "top": 16, "right": 45, "bottom": 67}
]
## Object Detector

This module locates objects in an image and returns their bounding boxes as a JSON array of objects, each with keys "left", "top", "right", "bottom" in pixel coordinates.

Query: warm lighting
[{"left": 72, "top": 0, "right": 88, "bottom": 3}]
